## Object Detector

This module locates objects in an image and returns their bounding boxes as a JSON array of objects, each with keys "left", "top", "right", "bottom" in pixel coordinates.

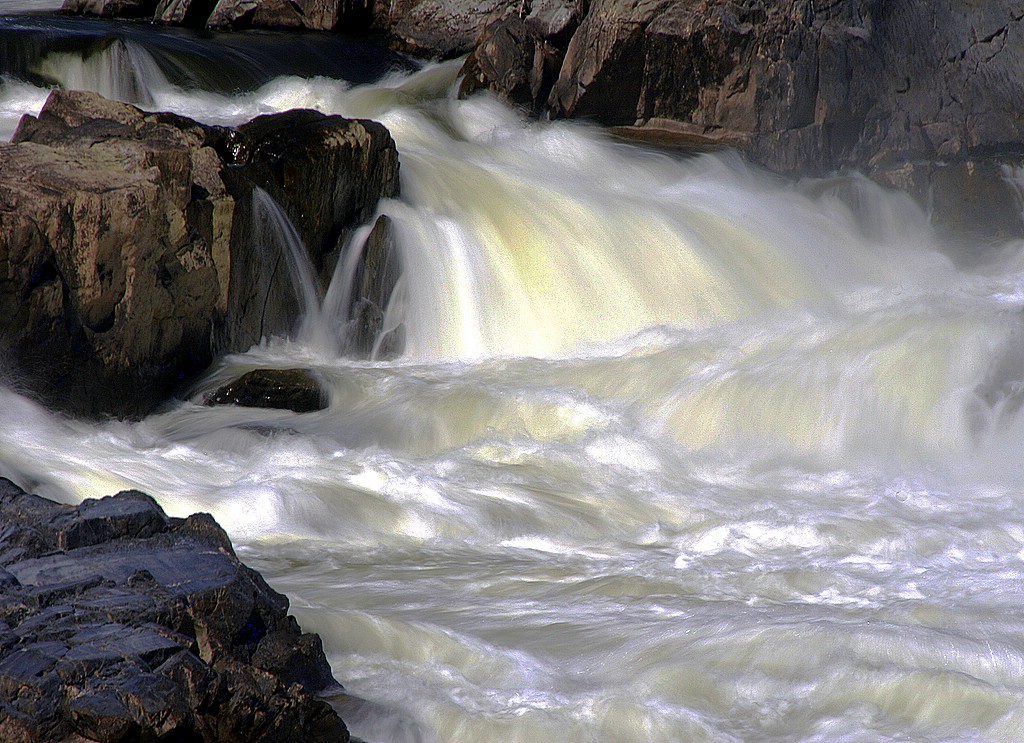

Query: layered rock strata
[
  {"left": 0, "top": 477, "right": 349, "bottom": 742},
  {"left": 0, "top": 90, "right": 399, "bottom": 419}
]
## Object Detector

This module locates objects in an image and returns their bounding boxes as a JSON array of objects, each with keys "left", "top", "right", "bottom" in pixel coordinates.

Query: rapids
[{"left": 3, "top": 15, "right": 1024, "bottom": 742}]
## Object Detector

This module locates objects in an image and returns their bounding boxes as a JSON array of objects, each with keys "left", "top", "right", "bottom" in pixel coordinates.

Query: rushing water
[{"left": 3, "top": 15, "right": 1024, "bottom": 743}]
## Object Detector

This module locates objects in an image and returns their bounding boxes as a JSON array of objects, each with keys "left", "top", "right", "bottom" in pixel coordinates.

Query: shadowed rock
[
  {"left": 345, "top": 214, "right": 404, "bottom": 359},
  {"left": 0, "top": 477, "right": 349, "bottom": 742},
  {"left": 205, "top": 368, "right": 328, "bottom": 412}
]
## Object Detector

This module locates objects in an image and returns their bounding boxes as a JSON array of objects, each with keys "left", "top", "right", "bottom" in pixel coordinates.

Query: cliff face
[{"left": 0, "top": 91, "right": 399, "bottom": 419}]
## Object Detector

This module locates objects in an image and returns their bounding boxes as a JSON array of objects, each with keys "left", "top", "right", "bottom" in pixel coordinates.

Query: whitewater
[{"left": 3, "top": 19, "right": 1024, "bottom": 742}]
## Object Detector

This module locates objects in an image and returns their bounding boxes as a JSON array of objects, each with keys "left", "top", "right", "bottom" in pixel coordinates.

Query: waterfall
[
  {"left": 248, "top": 186, "right": 324, "bottom": 340},
  {"left": 33, "top": 37, "right": 170, "bottom": 107},
  {"left": 3, "top": 16, "right": 1024, "bottom": 743}
]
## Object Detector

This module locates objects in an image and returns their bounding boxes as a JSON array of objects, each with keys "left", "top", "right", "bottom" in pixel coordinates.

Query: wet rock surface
[
  {"left": 0, "top": 477, "right": 349, "bottom": 742},
  {"left": 345, "top": 214, "right": 404, "bottom": 359},
  {"left": 205, "top": 368, "right": 329, "bottom": 412},
  {"left": 0, "top": 90, "right": 398, "bottom": 419}
]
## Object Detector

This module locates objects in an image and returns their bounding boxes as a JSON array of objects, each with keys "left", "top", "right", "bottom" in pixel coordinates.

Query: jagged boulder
[
  {"left": 206, "top": 0, "right": 350, "bottom": 30},
  {"left": 0, "top": 92, "right": 232, "bottom": 418},
  {"left": 0, "top": 478, "right": 348, "bottom": 743},
  {"left": 0, "top": 90, "right": 399, "bottom": 419},
  {"left": 345, "top": 214, "right": 404, "bottom": 358}
]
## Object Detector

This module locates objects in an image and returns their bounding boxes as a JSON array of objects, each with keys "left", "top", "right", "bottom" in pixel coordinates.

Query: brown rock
[
  {"left": 0, "top": 91, "right": 399, "bottom": 419},
  {"left": 377, "top": 0, "right": 524, "bottom": 58},
  {"left": 206, "top": 0, "right": 344, "bottom": 30}
]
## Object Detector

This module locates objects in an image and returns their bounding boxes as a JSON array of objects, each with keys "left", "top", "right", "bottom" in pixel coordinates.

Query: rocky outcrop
[
  {"left": 460, "top": 0, "right": 1024, "bottom": 238},
  {"left": 0, "top": 90, "right": 399, "bottom": 419},
  {"left": 205, "top": 0, "right": 354, "bottom": 31},
  {"left": 220, "top": 109, "right": 399, "bottom": 353},
  {"left": 59, "top": 0, "right": 531, "bottom": 55},
  {"left": 61, "top": 0, "right": 160, "bottom": 19},
  {"left": 0, "top": 477, "right": 348, "bottom": 742},
  {"left": 205, "top": 368, "right": 329, "bottom": 412},
  {"left": 539, "top": 0, "right": 1024, "bottom": 175},
  {"left": 0, "top": 92, "right": 232, "bottom": 418}
]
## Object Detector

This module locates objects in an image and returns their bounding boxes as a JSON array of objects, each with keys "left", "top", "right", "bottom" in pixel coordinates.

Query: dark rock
[
  {"left": 205, "top": 368, "right": 328, "bottom": 412},
  {"left": 0, "top": 477, "right": 349, "bottom": 743},
  {"left": 0, "top": 90, "right": 399, "bottom": 419},
  {"left": 345, "top": 214, "right": 403, "bottom": 358},
  {"left": 460, "top": 15, "right": 563, "bottom": 114},
  {"left": 207, "top": 0, "right": 346, "bottom": 30},
  {"left": 154, "top": 0, "right": 220, "bottom": 27},
  {"left": 219, "top": 109, "right": 400, "bottom": 351},
  {"left": 50, "top": 491, "right": 171, "bottom": 550},
  {"left": 60, "top": 0, "right": 160, "bottom": 19}
]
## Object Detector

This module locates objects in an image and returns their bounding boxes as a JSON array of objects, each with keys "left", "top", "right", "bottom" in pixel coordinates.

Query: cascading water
[
  {"left": 3, "top": 16, "right": 1024, "bottom": 743},
  {"left": 249, "top": 186, "right": 325, "bottom": 341},
  {"left": 33, "top": 36, "right": 167, "bottom": 106}
]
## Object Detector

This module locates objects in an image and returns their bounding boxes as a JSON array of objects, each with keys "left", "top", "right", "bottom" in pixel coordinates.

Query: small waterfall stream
[
  {"left": 249, "top": 186, "right": 325, "bottom": 339},
  {"left": 3, "top": 16, "right": 1024, "bottom": 743}
]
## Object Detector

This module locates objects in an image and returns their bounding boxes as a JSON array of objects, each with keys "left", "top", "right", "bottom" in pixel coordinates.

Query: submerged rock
[
  {"left": 0, "top": 90, "right": 399, "bottom": 419},
  {"left": 205, "top": 368, "right": 328, "bottom": 412},
  {"left": 0, "top": 477, "right": 349, "bottom": 742}
]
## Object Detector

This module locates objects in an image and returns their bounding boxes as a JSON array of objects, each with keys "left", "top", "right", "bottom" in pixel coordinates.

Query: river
[{"left": 2, "top": 13, "right": 1024, "bottom": 742}]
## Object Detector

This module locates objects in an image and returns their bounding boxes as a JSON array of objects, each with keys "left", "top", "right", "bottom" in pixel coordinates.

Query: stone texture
[
  {"left": 1, "top": 91, "right": 230, "bottom": 419},
  {"left": 60, "top": 0, "right": 160, "bottom": 19},
  {"left": 459, "top": 14, "right": 565, "bottom": 114},
  {"left": 345, "top": 214, "right": 404, "bottom": 359},
  {"left": 543, "top": 0, "right": 1024, "bottom": 175},
  {"left": 0, "top": 477, "right": 349, "bottom": 743},
  {"left": 206, "top": 0, "right": 348, "bottom": 30},
  {"left": 459, "top": 0, "right": 1024, "bottom": 238},
  {"left": 205, "top": 368, "right": 328, "bottom": 412},
  {"left": 0, "top": 91, "right": 399, "bottom": 419},
  {"left": 221, "top": 108, "right": 400, "bottom": 352}
]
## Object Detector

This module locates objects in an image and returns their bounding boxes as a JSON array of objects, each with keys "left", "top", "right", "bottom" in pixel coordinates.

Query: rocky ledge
[
  {"left": 0, "top": 477, "right": 349, "bottom": 742},
  {"left": 0, "top": 90, "right": 399, "bottom": 420}
]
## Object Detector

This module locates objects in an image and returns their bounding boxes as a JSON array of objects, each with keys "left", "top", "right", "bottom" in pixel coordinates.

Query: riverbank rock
[
  {"left": 0, "top": 90, "right": 398, "bottom": 419},
  {"left": 457, "top": 0, "right": 1024, "bottom": 238},
  {"left": 205, "top": 368, "right": 328, "bottom": 412},
  {"left": 542, "top": 0, "right": 1024, "bottom": 174},
  {"left": 0, "top": 477, "right": 349, "bottom": 742}
]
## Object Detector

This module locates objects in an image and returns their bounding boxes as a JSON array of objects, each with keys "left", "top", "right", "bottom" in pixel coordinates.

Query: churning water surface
[{"left": 2, "top": 17, "right": 1024, "bottom": 742}]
